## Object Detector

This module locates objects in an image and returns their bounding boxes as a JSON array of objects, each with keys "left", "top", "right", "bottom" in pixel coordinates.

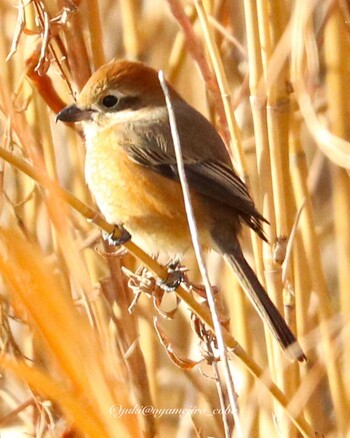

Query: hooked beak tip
[{"left": 56, "top": 104, "right": 94, "bottom": 123}]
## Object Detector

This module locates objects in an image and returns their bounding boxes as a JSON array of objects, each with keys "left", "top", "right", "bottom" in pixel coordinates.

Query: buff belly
[{"left": 84, "top": 137, "right": 211, "bottom": 256}]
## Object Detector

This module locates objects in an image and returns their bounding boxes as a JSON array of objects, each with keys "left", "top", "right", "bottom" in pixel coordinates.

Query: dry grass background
[{"left": 0, "top": 0, "right": 350, "bottom": 437}]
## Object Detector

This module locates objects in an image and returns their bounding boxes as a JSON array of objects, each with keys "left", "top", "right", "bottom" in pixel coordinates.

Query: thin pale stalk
[
  {"left": 159, "top": 70, "right": 241, "bottom": 437},
  {"left": 289, "top": 110, "right": 313, "bottom": 338},
  {"left": 212, "top": 349, "right": 233, "bottom": 437}
]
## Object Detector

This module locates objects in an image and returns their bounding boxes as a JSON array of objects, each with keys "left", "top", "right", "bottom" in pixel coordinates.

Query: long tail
[{"left": 216, "top": 236, "right": 306, "bottom": 362}]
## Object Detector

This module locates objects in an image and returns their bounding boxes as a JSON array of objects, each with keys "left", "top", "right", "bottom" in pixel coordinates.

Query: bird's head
[{"left": 56, "top": 60, "right": 181, "bottom": 129}]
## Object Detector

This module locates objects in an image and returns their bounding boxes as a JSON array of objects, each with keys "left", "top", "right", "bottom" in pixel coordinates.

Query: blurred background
[{"left": 0, "top": 0, "right": 349, "bottom": 437}]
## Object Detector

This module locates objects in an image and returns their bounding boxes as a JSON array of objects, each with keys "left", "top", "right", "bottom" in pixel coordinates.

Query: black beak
[{"left": 56, "top": 104, "right": 94, "bottom": 123}]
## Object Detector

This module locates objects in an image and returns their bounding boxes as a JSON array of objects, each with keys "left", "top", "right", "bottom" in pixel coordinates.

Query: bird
[{"left": 56, "top": 59, "right": 305, "bottom": 361}]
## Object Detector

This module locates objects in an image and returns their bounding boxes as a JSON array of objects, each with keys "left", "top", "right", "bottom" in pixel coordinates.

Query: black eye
[{"left": 101, "top": 95, "right": 119, "bottom": 108}]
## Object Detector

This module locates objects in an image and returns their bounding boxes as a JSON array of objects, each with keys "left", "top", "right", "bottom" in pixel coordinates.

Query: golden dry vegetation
[{"left": 0, "top": 0, "right": 349, "bottom": 437}]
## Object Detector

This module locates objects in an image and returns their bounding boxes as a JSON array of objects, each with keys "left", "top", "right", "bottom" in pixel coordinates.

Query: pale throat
[{"left": 82, "top": 105, "right": 167, "bottom": 149}]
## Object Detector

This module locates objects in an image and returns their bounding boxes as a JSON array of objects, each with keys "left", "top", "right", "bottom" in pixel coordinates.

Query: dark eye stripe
[{"left": 117, "top": 96, "right": 140, "bottom": 109}]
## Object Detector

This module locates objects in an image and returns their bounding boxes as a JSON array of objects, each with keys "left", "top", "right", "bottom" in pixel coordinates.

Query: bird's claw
[
  {"left": 157, "top": 259, "right": 185, "bottom": 292},
  {"left": 103, "top": 225, "right": 131, "bottom": 246}
]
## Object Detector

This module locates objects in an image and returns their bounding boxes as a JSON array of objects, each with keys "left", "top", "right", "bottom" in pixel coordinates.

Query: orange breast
[{"left": 84, "top": 127, "right": 212, "bottom": 255}]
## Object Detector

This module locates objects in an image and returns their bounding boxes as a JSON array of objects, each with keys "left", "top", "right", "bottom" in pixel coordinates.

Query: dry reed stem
[
  {"left": 254, "top": 2, "right": 302, "bottom": 435},
  {"left": 86, "top": 0, "right": 105, "bottom": 68},
  {"left": 194, "top": 0, "right": 246, "bottom": 175},
  {"left": 167, "top": 4, "right": 196, "bottom": 82},
  {"left": 166, "top": 0, "right": 230, "bottom": 145},
  {"left": 243, "top": 0, "right": 278, "bottom": 376},
  {"left": 120, "top": 0, "right": 141, "bottom": 59}
]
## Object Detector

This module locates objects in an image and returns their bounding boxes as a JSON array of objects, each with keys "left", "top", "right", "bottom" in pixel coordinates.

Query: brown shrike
[{"left": 57, "top": 60, "right": 305, "bottom": 361}]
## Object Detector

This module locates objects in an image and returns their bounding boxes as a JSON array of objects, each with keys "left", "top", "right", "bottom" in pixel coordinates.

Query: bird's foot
[
  {"left": 157, "top": 259, "right": 187, "bottom": 292},
  {"left": 102, "top": 225, "right": 131, "bottom": 246}
]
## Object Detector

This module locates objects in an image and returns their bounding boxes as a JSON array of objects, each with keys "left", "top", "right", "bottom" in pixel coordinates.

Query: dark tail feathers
[{"left": 217, "top": 238, "right": 306, "bottom": 362}]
